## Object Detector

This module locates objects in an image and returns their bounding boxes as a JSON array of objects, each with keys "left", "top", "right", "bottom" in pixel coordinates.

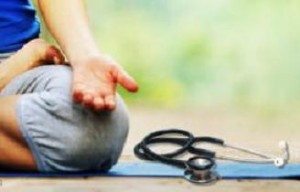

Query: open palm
[{"left": 71, "top": 54, "right": 138, "bottom": 110}]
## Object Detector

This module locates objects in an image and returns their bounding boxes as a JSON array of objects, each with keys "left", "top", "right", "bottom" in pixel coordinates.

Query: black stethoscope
[{"left": 134, "top": 129, "right": 290, "bottom": 184}]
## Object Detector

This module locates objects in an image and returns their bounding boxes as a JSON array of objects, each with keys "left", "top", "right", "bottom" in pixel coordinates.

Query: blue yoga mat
[{"left": 0, "top": 162, "right": 300, "bottom": 179}]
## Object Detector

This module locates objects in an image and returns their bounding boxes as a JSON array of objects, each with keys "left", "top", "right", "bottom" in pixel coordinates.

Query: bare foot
[{"left": 21, "top": 39, "right": 65, "bottom": 68}]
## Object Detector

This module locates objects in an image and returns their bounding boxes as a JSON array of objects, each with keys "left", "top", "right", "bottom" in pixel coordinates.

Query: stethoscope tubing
[
  {"left": 134, "top": 129, "right": 195, "bottom": 168},
  {"left": 134, "top": 129, "right": 284, "bottom": 166}
]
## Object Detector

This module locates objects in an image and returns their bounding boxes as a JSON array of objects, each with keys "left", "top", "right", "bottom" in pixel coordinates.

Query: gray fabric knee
[{"left": 5, "top": 65, "right": 129, "bottom": 172}]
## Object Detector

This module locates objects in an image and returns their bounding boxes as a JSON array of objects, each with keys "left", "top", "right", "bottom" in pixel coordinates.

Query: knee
[
  {"left": 45, "top": 93, "right": 129, "bottom": 171},
  {"left": 94, "top": 95, "right": 130, "bottom": 170},
  {"left": 17, "top": 65, "right": 130, "bottom": 171},
  {"left": 76, "top": 95, "right": 130, "bottom": 171},
  {"left": 42, "top": 65, "right": 73, "bottom": 96}
]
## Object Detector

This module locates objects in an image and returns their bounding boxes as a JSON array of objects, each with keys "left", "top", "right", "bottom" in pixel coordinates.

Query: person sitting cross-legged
[{"left": 0, "top": 0, "right": 138, "bottom": 172}]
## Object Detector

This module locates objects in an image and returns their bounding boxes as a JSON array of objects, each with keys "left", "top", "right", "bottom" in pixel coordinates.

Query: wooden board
[{"left": 1, "top": 178, "right": 300, "bottom": 192}]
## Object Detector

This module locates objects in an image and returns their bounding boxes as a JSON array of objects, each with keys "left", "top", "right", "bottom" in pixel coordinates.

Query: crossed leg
[
  {"left": 0, "top": 39, "right": 65, "bottom": 171},
  {"left": 0, "top": 95, "right": 37, "bottom": 171},
  {"left": 0, "top": 65, "right": 129, "bottom": 172},
  {"left": 0, "top": 39, "right": 129, "bottom": 172}
]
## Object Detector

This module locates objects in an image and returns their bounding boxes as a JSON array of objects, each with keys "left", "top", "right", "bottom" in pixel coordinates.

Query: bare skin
[
  {"left": 72, "top": 55, "right": 138, "bottom": 110},
  {"left": 0, "top": 39, "right": 65, "bottom": 170},
  {"left": 38, "top": 0, "right": 139, "bottom": 111},
  {"left": 0, "top": 39, "right": 65, "bottom": 90},
  {"left": 0, "top": 0, "right": 139, "bottom": 171}
]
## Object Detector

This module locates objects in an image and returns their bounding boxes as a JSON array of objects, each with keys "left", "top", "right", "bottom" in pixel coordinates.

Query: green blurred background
[{"left": 39, "top": 0, "right": 300, "bottom": 115}]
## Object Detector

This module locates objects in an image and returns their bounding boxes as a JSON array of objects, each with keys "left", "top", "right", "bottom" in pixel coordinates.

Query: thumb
[
  {"left": 115, "top": 68, "right": 139, "bottom": 92},
  {"left": 45, "top": 46, "right": 65, "bottom": 65}
]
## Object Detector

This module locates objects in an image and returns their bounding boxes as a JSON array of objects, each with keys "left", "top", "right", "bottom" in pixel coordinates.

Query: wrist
[
  {"left": 69, "top": 50, "right": 108, "bottom": 67},
  {"left": 64, "top": 39, "right": 102, "bottom": 65},
  {"left": 68, "top": 49, "right": 102, "bottom": 64}
]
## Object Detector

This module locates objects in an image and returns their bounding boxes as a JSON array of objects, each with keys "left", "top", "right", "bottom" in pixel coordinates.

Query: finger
[
  {"left": 54, "top": 55, "right": 65, "bottom": 65},
  {"left": 72, "top": 86, "right": 84, "bottom": 103},
  {"left": 52, "top": 49, "right": 65, "bottom": 64},
  {"left": 45, "top": 46, "right": 65, "bottom": 64},
  {"left": 82, "top": 94, "right": 94, "bottom": 108},
  {"left": 116, "top": 69, "right": 139, "bottom": 92},
  {"left": 104, "top": 95, "right": 116, "bottom": 110},
  {"left": 93, "top": 97, "right": 105, "bottom": 111}
]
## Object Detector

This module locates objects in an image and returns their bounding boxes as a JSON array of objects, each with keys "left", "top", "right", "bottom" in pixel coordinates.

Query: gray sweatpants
[{"left": 0, "top": 64, "right": 129, "bottom": 172}]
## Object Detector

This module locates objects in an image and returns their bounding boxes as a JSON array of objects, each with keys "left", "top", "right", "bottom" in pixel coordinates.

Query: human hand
[
  {"left": 71, "top": 54, "right": 138, "bottom": 110},
  {"left": 22, "top": 39, "right": 65, "bottom": 69},
  {"left": 0, "top": 39, "right": 65, "bottom": 91}
]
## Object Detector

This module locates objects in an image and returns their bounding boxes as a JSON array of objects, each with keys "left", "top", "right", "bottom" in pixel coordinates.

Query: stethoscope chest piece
[{"left": 184, "top": 156, "right": 220, "bottom": 184}]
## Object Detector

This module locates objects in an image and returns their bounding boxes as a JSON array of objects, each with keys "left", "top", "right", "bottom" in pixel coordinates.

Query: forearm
[
  {"left": 0, "top": 64, "right": 15, "bottom": 90},
  {"left": 38, "top": 0, "right": 100, "bottom": 65},
  {"left": 38, "top": 0, "right": 138, "bottom": 110},
  {"left": 0, "top": 52, "right": 31, "bottom": 90}
]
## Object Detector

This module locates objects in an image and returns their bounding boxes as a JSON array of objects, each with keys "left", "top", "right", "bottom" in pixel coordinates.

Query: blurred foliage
[{"left": 38, "top": 0, "right": 300, "bottom": 113}]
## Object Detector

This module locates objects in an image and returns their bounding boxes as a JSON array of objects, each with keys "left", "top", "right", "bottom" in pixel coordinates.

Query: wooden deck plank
[{"left": 1, "top": 178, "right": 300, "bottom": 192}]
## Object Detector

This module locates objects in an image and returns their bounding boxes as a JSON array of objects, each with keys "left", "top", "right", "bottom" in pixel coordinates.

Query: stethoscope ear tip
[
  {"left": 274, "top": 158, "right": 285, "bottom": 168},
  {"left": 278, "top": 141, "right": 288, "bottom": 150},
  {"left": 273, "top": 140, "right": 290, "bottom": 168},
  {"left": 278, "top": 140, "right": 290, "bottom": 160}
]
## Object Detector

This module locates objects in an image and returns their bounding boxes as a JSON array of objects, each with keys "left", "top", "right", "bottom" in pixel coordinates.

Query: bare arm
[
  {"left": 0, "top": 51, "right": 31, "bottom": 90},
  {"left": 0, "top": 39, "right": 64, "bottom": 90},
  {"left": 38, "top": 0, "right": 98, "bottom": 64},
  {"left": 38, "top": 0, "right": 138, "bottom": 110}
]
